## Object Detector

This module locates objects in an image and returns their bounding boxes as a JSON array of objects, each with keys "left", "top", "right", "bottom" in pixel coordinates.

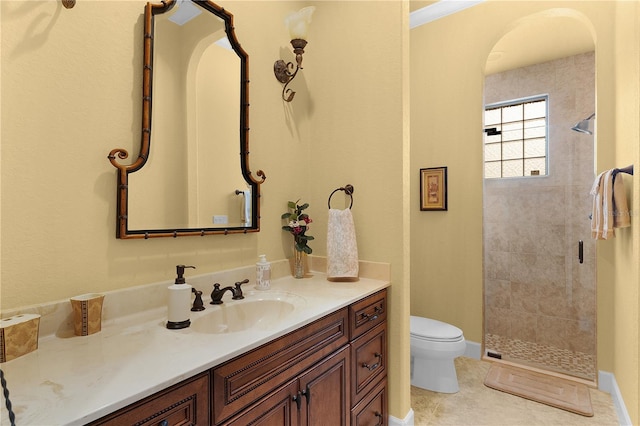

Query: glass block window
[{"left": 484, "top": 96, "right": 548, "bottom": 178}]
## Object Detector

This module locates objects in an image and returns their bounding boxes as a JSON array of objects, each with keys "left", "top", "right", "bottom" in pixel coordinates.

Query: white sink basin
[{"left": 191, "top": 292, "right": 304, "bottom": 334}]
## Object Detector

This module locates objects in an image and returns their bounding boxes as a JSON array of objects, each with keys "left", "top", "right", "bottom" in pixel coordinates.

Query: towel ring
[{"left": 328, "top": 184, "right": 354, "bottom": 209}]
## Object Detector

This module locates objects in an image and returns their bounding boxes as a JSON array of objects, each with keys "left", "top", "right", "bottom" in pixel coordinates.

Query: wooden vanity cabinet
[
  {"left": 217, "top": 289, "right": 387, "bottom": 426},
  {"left": 90, "top": 289, "right": 387, "bottom": 426}
]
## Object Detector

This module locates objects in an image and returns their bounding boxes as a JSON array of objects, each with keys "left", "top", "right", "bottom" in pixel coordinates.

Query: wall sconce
[{"left": 273, "top": 6, "right": 315, "bottom": 102}]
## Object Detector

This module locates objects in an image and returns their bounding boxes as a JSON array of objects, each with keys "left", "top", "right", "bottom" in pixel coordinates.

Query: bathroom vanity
[
  {"left": 90, "top": 289, "right": 387, "bottom": 425},
  {"left": 0, "top": 264, "right": 389, "bottom": 425}
]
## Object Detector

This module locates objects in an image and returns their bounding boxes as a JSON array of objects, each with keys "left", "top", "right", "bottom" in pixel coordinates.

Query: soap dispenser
[
  {"left": 167, "top": 265, "right": 195, "bottom": 329},
  {"left": 255, "top": 255, "right": 271, "bottom": 291}
]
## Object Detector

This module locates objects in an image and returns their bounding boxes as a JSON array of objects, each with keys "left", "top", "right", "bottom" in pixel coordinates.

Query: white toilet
[{"left": 410, "top": 315, "right": 466, "bottom": 393}]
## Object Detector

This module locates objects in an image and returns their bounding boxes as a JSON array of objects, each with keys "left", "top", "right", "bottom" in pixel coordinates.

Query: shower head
[{"left": 571, "top": 113, "right": 595, "bottom": 135}]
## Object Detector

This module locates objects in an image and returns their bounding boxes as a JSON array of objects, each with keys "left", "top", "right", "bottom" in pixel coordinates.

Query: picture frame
[{"left": 420, "top": 167, "right": 448, "bottom": 211}]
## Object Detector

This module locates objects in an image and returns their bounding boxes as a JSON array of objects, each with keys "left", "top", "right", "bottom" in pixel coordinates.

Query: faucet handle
[
  {"left": 191, "top": 288, "right": 205, "bottom": 311},
  {"left": 232, "top": 279, "right": 249, "bottom": 300}
]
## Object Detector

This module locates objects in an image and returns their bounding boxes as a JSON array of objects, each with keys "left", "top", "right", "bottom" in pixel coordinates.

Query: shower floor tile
[{"left": 485, "top": 333, "right": 596, "bottom": 381}]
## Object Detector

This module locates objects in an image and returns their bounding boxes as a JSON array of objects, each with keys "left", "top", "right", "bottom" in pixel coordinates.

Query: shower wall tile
[
  {"left": 567, "top": 319, "right": 595, "bottom": 354},
  {"left": 484, "top": 222, "right": 510, "bottom": 251},
  {"left": 510, "top": 282, "right": 538, "bottom": 314},
  {"left": 510, "top": 311, "right": 537, "bottom": 342},
  {"left": 485, "top": 251, "right": 510, "bottom": 280},
  {"left": 509, "top": 253, "right": 537, "bottom": 282},
  {"left": 485, "top": 279, "right": 511, "bottom": 309},
  {"left": 537, "top": 281, "right": 572, "bottom": 318},
  {"left": 485, "top": 306, "right": 511, "bottom": 336},
  {"left": 484, "top": 193, "right": 510, "bottom": 223},
  {"left": 537, "top": 315, "right": 570, "bottom": 350},
  {"left": 570, "top": 284, "right": 596, "bottom": 320}
]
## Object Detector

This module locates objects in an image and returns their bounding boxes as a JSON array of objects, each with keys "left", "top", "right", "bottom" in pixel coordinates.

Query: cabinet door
[
  {"left": 213, "top": 309, "right": 349, "bottom": 424},
  {"left": 89, "top": 372, "right": 209, "bottom": 426},
  {"left": 298, "top": 346, "right": 350, "bottom": 426},
  {"left": 223, "top": 380, "right": 300, "bottom": 426}
]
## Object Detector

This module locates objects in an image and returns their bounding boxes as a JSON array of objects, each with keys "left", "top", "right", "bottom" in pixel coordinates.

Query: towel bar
[
  {"left": 328, "top": 185, "right": 354, "bottom": 209},
  {"left": 612, "top": 165, "right": 634, "bottom": 178}
]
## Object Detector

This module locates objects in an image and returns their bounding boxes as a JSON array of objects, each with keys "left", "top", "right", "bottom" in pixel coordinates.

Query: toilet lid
[{"left": 410, "top": 316, "right": 463, "bottom": 342}]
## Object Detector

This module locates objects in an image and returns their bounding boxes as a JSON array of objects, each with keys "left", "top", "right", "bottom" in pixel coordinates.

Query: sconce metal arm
[{"left": 274, "top": 39, "right": 307, "bottom": 102}]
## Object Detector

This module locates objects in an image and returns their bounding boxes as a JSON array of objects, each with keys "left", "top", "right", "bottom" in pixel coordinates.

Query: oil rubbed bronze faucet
[{"left": 210, "top": 279, "right": 249, "bottom": 305}]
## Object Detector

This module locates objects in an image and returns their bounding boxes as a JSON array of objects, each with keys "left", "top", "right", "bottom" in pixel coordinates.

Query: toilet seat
[{"left": 410, "top": 316, "right": 463, "bottom": 342}]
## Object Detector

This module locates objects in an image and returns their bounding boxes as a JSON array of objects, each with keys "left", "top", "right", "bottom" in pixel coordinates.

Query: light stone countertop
[{"left": 0, "top": 261, "right": 390, "bottom": 426}]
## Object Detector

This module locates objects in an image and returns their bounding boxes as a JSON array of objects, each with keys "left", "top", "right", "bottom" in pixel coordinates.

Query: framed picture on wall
[{"left": 420, "top": 167, "right": 448, "bottom": 211}]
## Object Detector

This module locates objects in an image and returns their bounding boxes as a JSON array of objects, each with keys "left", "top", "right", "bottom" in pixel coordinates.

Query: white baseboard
[
  {"left": 389, "top": 408, "right": 414, "bottom": 426},
  {"left": 598, "top": 371, "right": 632, "bottom": 426},
  {"left": 465, "top": 340, "right": 482, "bottom": 359}
]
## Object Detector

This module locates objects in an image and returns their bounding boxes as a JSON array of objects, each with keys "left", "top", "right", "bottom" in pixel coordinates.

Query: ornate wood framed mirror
[{"left": 108, "top": 0, "right": 265, "bottom": 239}]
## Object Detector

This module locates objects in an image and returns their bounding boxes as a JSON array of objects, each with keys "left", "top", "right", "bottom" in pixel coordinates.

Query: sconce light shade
[
  {"left": 286, "top": 6, "right": 315, "bottom": 39},
  {"left": 274, "top": 6, "right": 316, "bottom": 102}
]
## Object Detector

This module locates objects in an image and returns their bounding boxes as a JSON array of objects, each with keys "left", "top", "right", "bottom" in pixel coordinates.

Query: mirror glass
[{"left": 108, "top": 0, "right": 265, "bottom": 238}]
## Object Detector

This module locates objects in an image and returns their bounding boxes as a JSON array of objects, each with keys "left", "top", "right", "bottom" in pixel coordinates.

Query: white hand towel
[
  {"left": 327, "top": 208, "right": 359, "bottom": 281},
  {"left": 241, "top": 190, "right": 251, "bottom": 226},
  {"left": 591, "top": 170, "right": 614, "bottom": 239}
]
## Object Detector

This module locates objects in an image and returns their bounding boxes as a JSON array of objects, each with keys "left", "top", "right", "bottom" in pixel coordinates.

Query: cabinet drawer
[
  {"left": 349, "top": 290, "right": 386, "bottom": 339},
  {"left": 351, "top": 322, "right": 386, "bottom": 405},
  {"left": 213, "top": 308, "right": 349, "bottom": 424},
  {"left": 351, "top": 379, "right": 386, "bottom": 426},
  {"left": 89, "top": 372, "right": 209, "bottom": 426}
]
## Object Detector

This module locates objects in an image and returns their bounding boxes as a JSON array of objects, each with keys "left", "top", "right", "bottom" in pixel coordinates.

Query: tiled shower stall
[{"left": 483, "top": 52, "right": 596, "bottom": 381}]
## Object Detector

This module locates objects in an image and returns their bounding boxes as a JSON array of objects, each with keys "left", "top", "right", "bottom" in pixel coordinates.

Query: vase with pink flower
[{"left": 282, "top": 200, "right": 314, "bottom": 278}]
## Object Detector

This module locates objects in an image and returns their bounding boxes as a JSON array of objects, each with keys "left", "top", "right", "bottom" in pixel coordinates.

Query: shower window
[{"left": 483, "top": 96, "right": 548, "bottom": 178}]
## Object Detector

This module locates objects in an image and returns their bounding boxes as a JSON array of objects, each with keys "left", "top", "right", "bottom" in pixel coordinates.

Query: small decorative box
[{"left": 0, "top": 313, "right": 41, "bottom": 363}]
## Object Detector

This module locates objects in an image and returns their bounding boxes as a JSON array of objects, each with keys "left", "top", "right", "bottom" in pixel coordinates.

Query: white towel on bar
[
  {"left": 327, "top": 208, "right": 359, "bottom": 280},
  {"left": 590, "top": 169, "right": 631, "bottom": 239},
  {"left": 241, "top": 190, "right": 251, "bottom": 226}
]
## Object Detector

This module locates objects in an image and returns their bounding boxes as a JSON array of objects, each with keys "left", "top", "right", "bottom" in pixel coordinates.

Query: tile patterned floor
[
  {"left": 411, "top": 357, "right": 619, "bottom": 426},
  {"left": 485, "top": 333, "right": 596, "bottom": 381}
]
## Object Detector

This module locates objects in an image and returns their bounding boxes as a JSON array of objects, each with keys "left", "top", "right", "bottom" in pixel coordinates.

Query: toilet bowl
[{"left": 410, "top": 315, "right": 466, "bottom": 393}]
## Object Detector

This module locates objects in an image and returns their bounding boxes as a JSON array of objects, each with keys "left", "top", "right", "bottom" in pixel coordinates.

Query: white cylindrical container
[
  {"left": 167, "top": 265, "right": 195, "bottom": 329},
  {"left": 255, "top": 254, "right": 271, "bottom": 290},
  {"left": 167, "top": 282, "right": 192, "bottom": 328}
]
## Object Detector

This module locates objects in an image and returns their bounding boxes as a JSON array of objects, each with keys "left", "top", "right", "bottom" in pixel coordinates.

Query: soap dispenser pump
[{"left": 167, "top": 265, "right": 195, "bottom": 329}]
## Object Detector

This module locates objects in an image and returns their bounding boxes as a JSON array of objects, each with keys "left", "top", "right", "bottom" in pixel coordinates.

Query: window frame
[{"left": 483, "top": 95, "right": 549, "bottom": 179}]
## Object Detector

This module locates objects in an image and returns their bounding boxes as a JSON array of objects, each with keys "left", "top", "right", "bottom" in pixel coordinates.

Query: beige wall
[
  {"left": 1, "top": 0, "right": 410, "bottom": 421},
  {"left": 0, "top": 0, "right": 407, "bottom": 314},
  {"left": 410, "top": 1, "right": 639, "bottom": 421}
]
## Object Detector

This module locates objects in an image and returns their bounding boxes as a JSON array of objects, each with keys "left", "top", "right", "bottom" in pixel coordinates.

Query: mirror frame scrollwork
[{"left": 108, "top": 0, "right": 265, "bottom": 239}]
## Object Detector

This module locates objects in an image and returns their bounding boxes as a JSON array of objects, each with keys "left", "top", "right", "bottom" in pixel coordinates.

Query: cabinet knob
[
  {"left": 301, "top": 386, "right": 311, "bottom": 405},
  {"left": 159, "top": 420, "right": 169, "bottom": 426},
  {"left": 374, "top": 411, "right": 383, "bottom": 426},
  {"left": 362, "top": 353, "right": 382, "bottom": 371},
  {"left": 292, "top": 391, "right": 302, "bottom": 410}
]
